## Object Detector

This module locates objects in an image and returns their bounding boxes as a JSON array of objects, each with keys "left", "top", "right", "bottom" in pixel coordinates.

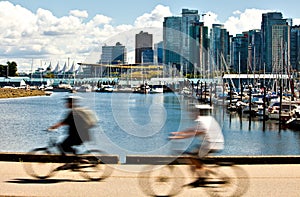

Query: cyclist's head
[
  {"left": 64, "top": 95, "right": 81, "bottom": 108},
  {"left": 195, "top": 104, "right": 212, "bottom": 116},
  {"left": 187, "top": 104, "right": 212, "bottom": 120}
]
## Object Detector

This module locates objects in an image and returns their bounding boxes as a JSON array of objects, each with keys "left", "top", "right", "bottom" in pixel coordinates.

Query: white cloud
[
  {"left": 224, "top": 8, "right": 274, "bottom": 35},
  {"left": 0, "top": 2, "right": 172, "bottom": 72},
  {"left": 69, "top": 10, "right": 88, "bottom": 18},
  {"left": 0, "top": 2, "right": 116, "bottom": 71},
  {"left": 203, "top": 11, "right": 221, "bottom": 29},
  {"left": 88, "top": 14, "right": 112, "bottom": 26},
  {"left": 293, "top": 18, "right": 300, "bottom": 26},
  {"left": 0, "top": 2, "right": 37, "bottom": 39},
  {"left": 134, "top": 5, "right": 172, "bottom": 27},
  {"left": 0, "top": 2, "right": 297, "bottom": 72}
]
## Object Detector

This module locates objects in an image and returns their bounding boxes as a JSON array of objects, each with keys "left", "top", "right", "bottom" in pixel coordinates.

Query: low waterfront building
[{"left": 0, "top": 77, "right": 28, "bottom": 88}]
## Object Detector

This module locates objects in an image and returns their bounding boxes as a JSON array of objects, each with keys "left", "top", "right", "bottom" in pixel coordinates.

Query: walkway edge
[
  {"left": 1, "top": 152, "right": 300, "bottom": 164},
  {"left": 125, "top": 155, "right": 300, "bottom": 165},
  {"left": 0, "top": 152, "right": 119, "bottom": 164}
]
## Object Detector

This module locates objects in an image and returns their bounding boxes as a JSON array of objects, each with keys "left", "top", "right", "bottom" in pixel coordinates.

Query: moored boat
[
  {"left": 285, "top": 117, "right": 300, "bottom": 130},
  {"left": 96, "top": 85, "right": 115, "bottom": 92},
  {"left": 150, "top": 85, "right": 164, "bottom": 93},
  {"left": 76, "top": 84, "right": 92, "bottom": 92}
]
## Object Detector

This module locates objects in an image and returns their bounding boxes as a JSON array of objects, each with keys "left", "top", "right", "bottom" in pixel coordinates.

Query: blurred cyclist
[
  {"left": 169, "top": 104, "right": 224, "bottom": 170},
  {"left": 48, "top": 96, "right": 95, "bottom": 154}
]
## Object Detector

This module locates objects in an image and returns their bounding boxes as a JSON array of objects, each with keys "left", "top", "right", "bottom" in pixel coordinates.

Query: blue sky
[
  {"left": 1, "top": 0, "right": 300, "bottom": 72},
  {"left": 7, "top": 0, "right": 300, "bottom": 24}
]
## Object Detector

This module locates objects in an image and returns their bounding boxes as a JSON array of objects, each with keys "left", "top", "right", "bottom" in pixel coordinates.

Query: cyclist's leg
[
  {"left": 189, "top": 157, "right": 204, "bottom": 169},
  {"left": 54, "top": 137, "right": 79, "bottom": 170},
  {"left": 59, "top": 137, "right": 77, "bottom": 154}
]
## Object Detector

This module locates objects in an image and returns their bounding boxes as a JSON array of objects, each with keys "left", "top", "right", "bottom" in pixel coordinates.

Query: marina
[{"left": 1, "top": 89, "right": 300, "bottom": 163}]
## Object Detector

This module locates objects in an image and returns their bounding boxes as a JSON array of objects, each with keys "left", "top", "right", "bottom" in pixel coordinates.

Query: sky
[{"left": 1, "top": 0, "right": 300, "bottom": 72}]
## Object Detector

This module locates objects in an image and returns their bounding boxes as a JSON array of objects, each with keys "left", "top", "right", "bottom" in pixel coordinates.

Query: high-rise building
[
  {"left": 290, "top": 25, "right": 300, "bottom": 72},
  {"left": 141, "top": 49, "right": 154, "bottom": 64},
  {"left": 163, "top": 9, "right": 200, "bottom": 74},
  {"left": 135, "top": 31, "right": 153, "bottom": 64},
  {"left": 210, "top": 24, "right": 230, "bottom": 72},
  {"left": 230, "top": 33, "right": 248, "bottom": 73},
  {"left": 154, "top": 41, "right": 163, "bottom": 64},
  {"left": 181, "top": 9, "right": 200, "bottom": 70},
  {"left": 247, "top": 29, "right": 262, "bottom": 73},
  {"left": 261, "top": 12, "right": 290, "bottom": 73},
  {"left": 190, "top": 21, "right": 209, "bottom": 77},
  {"left": 101, "top": 42, "right": 127, "bottom": 64},
  {"left": 163, "top": 16, "right": 182, "bottom": 67}
]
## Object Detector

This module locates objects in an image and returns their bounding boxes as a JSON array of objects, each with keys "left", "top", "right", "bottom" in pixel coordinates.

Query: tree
[
  {"left": 0, "top": 65, "right": 5, "bottom": 77},
  {"left": 0, "top": 61, "right": 18, "bottom": 77},
  {"left": 7, "top": 61, "right": 18, "bottom": 76}
]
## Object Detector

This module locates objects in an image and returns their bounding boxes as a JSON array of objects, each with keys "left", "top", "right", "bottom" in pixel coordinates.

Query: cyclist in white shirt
[{"left": 169, "top": 104, "right": 224, "bottom": 169}]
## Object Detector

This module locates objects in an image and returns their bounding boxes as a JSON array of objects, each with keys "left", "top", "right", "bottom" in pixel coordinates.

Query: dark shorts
[{"left": 59, "top": 136, "right": 83, "bottom": 154}]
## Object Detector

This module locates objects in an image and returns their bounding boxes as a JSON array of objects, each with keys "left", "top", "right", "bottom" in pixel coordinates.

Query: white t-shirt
[{"left": 195, "top": 115, "right": 224, "bottom": 157}]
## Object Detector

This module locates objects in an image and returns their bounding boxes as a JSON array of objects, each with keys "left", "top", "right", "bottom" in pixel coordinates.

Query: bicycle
[
  {"left": 139, "top": 145, "right": 249, "bottom": 197},
  {"left": 23, "top": 132, "right": 114, "bottom": 181}
]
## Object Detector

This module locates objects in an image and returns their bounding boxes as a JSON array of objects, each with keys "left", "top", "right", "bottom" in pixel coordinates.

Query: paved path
[{"left": 0, "top": 161, "right": 300, "bottom": 197}]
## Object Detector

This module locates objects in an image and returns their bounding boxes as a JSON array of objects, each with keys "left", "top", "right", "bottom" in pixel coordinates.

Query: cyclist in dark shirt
[{"left": 48, "top": 96, "right": 83, "bottom": 154}]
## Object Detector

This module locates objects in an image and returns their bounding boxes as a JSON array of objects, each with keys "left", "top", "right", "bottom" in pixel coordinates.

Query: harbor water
[{"left": 1, "top": 91, "right": 300, "bottom": 163}]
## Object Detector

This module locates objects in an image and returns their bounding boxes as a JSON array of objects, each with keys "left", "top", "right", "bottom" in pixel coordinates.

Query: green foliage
[{"left": 0, "top": 61, "right": 18, "bottom": 77}]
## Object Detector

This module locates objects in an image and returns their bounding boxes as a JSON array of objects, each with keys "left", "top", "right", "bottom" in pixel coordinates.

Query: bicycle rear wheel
[
  {"left": 204, "top": 164, "right": 249, "bottom": 197},
  {"left": 23, "top": 148, "right": 59, "bottom": 179},
  {"left": 79, "top": 149, "right": 114, "bottom": 181}
]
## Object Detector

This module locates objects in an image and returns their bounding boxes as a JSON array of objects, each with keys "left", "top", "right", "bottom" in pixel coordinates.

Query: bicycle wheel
[
  {"left": 139, "top": 165, "right": 184, "bottom": 197},
  {"left": 23, "top": 148, "right": 59, "bottom": 179},
  {"left": 79, "top": 149, "right": 114, "bottom": 181},
  {"left": 204, "top": 164, "right": 249, "bottom": 197}
]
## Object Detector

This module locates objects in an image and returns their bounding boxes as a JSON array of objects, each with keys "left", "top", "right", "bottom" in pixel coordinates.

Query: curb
[
  {"left": 0, "top": 152, "right": 119, "bottom": 164},
  {"left": 1, "top": 153, "right": 300, "bottom": 164},
  {"left": 125, "top": 155, "right": 300, "bottom": 165}
]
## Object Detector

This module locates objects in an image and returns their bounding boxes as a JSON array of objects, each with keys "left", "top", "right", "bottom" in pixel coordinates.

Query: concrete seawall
[{"left": 1, "top": 152, "right": 300, "bottom": 164}]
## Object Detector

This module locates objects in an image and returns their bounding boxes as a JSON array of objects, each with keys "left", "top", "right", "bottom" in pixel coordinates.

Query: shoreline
[{"left": 0, "top": 88, "right": 47, "bottom": 98}]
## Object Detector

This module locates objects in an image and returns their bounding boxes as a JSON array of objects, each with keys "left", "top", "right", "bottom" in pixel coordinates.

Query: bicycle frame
[
  {"left": 139, "top": 140, "right": 249, "bottom": 197},
  {"left": 23, "top": 136, "right": 113, "bottom": 181}
]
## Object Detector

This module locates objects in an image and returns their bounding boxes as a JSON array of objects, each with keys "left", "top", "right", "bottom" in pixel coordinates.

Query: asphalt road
[{"left": 0, "top": 161, "right": 300, "bottom": 197}]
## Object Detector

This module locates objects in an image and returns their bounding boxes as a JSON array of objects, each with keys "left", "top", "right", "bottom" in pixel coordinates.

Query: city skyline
[{"left": 1, "top": 0, "right": 300, "bottom": 72}]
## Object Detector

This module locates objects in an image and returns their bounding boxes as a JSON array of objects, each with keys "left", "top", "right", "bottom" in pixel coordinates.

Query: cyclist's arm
[
  {"left": 49, "top": 112, "right": 71, "bottom": 130},
  {"left": 170, "top": 128, "right": 205, "bottom": 139},
  {"left": 48, "top": 121, "right": 67, "bottom": 130}
]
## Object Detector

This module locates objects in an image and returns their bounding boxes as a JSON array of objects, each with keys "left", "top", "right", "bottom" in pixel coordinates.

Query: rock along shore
[{"left": 0, "top": 88, "right": 47, "bottom": 98}]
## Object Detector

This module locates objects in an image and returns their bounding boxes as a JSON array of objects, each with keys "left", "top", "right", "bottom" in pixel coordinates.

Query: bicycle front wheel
[
  {"left": 23, "top": 148, "right": 59, "bottom": 179},
  {"left": 139, "top": 165, "right": 184, "bottom": 197},
  {"left": 204, "top": 164, "right": 249, "bottom": 197},
  {"left": 78, "top": 149, "right": 114, "bottom": 181}
]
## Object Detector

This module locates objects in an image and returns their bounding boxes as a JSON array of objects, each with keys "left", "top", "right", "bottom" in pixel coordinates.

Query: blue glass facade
[
  {"left": 231, "top": 33, "right": 248, "bottom": 73},
  {"left": 210, "top": 24, "right": 230, "bottom": 72},
  {"left": 163, "top": 16, "right": 182, "bottom": 66},
  {"left": 163, "top": 9, "right": 201, "bottom": 73},
  {"left": 261, "top": 12, "right": 290, "bottom": 73},
  {"left": 290, "top": 26, "right": 300, "bottom": 71}
]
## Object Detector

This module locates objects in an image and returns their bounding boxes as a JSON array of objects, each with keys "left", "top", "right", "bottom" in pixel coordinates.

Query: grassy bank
[{"left": 0, "top": 88, "right": 47, "bottom": 98}]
